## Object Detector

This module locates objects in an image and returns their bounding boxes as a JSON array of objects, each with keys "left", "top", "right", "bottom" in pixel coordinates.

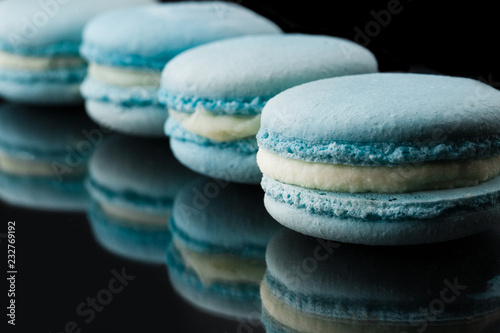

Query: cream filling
[
  {"left": 0, "top": 152, "right": 85, "bottom": 178},
  {"left": 257, "top": 149, "right": 500, "bottom": 193},
  {"left": 0, "top": 50, "right": 84, "bottom": 70},
  {"left": 169, "top": 107, "right": 261, "bottom": 142},
  {"left": 260, "top": 283, "right": 500, "bottom": 333},
  {"left": 174, "top": 238, "right": 265, "bottom": 286},
  {"left": 88, "top": 63, "right": 161, "bottom": 87},
  {"left": 100, "top": 202, "right": 170, "bottom": 227}
]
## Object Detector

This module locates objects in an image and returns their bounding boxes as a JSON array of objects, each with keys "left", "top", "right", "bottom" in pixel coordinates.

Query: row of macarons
[
  {"left": 1, "top": 102, "right": 499, "bottom": 332},
  {"left": 2, "top": 0, "right": 500, "bottom": 248},
  {"left": 0, "top": 0, "right": 378, "bottom": 180}
]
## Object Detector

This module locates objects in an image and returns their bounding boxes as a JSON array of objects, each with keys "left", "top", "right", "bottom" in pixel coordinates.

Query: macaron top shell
[
  {"left": 0, "top": 0, "right": 155, "bottom": 55},
  {"left": 160, "top": 33, "right": 378, "bottom": 115},
  {"left": 81, "top": 1, "right": 282, "bottom": 70},
  {"left": 258, "top": 73, "right": 500, "bottom": 165}
]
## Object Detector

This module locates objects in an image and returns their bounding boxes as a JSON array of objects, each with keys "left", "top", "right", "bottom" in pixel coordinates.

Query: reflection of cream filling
[
  {"left": 0, "top": 50, "right": 85, "bottom": 70},
  {"left": 0, "top": 152, "right": 86, "bottom": 178},
  {"left": 169, "top": 107, "right": 261, "bottom": 142},
  {"left": 257, "top": 149, "right": 500, "bottom": 193},
  {"left": 174, "top": 238, "right": 265, "bottom": 286},
  {"left": 88, "top": 63, "right": 161, "bottom": 87},
  {"left": 260, "top": 283, "right": 500, "bottom": 333},
  {"left": 100, "top": 202, "right": 171, "bottom": 227}
]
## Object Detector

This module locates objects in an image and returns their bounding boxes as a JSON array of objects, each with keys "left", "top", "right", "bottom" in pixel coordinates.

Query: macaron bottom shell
[
  {"left": 0, "top": 69, "right": 84, "bottom": 105},
  {"left": 261, "top": 174, "right": 500, "bottom": 245},
  {"left": 169, "top": 137, "right": 261, "bottom": 184},
  {"left": 85, "top": 100, "right": 167, "bottom": 137}
]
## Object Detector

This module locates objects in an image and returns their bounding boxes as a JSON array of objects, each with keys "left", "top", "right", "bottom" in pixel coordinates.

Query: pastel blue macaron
[
  {"left": 257, "top": 73, "right": 500, "bottom": 245},
  {"left": 80, "top": 1, "right": 282, "bottom": 137},
  {"left": 0, "top": 102, "right": 97, "bottom": 211},
  {"left": 166, "top": 176, "right": 282, "bottom": 320},
  {"left": 86, "top": 134, "right": 196, "bottom": 263},
  {"left": 161, "top": 33, "right": 378, "bottom": 183},
  {"left": 261, "top": 228, "right": 500, "bottom": 332},
  {"left": 0, "top": 0, "right": 154, "bottom": 105}
]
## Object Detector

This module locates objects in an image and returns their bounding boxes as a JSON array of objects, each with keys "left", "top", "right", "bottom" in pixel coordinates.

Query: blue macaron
[
  {"left": 257, "top": 72, "right": 500, "bottom": 245},
  {"left": 0, "top": 102, "right": 98, "bottom": 211},
  {"left": 161, "top": 33, "right": 378, "bottom": 183},
  {"left": 80, "top": 1, "right": 282, "bottom": 137},
  {"left": 86, "top": 134, "right": 196, "bottom": 263},
  {"left": 0, "top": 0, "right": 154, "bottom": 105},
  {"left": 166, "top": 176, "right": 283, "bottom": 320},
  {"left": 261, "top": 227, "right": 500, "bottom": 332}
]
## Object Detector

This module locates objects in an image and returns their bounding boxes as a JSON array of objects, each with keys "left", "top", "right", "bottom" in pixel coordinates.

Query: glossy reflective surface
[
  {"left": 2, "top": 101, "right": 499, "bottom": 332},
  {"left": 1, "top": 1, "right": 500, "bottom": 332}
]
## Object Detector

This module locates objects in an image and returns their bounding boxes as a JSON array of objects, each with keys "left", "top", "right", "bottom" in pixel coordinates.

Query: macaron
[
  {"left": 80, "top": 1, "right": 282, "bottom": 137},
  {"left": 0, "top": 102, "right": 98, "bottom": 211},
  {"left": 86, "top": 134, "right": 196, "bottom": 263},
  {"left": 257, "top": 72, "right": 500, "bottom": 245},
  {"left": 161, "top": 33, "right": 378, "bottom": 183},
  {"left": 0, "top": 0, "right": 154, "bottom": 105},
  {"left": 261, "top": 227, "right": 500, "bottom": 333},
  {"left": 166, "top": 176, "right": 282, "bottom": 320}
]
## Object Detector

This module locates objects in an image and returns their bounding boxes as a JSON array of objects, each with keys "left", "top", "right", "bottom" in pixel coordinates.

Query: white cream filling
[
  {"left": 169, "top": 107, "right": 261, "bottom": 142},
  {"left": 260, "top": 283, "right": 497, "bottom": 333},
  {"left": 257, "top": 149, "right": 500, "bottom": 193},
  {"left": 174, "top": 238, "right": 265, "bottom": 286},
  {"left": 0, "top": 50, "right": 84, "bottom": 70},
  {"left": 88, "top": 63, "right": 161, "bottom": 87},
  {"left": 0, "top": 152, "right": 85, "bottom": 178},
  {"left": 100, "top": 202, "right": 170, "bottom": 227}
]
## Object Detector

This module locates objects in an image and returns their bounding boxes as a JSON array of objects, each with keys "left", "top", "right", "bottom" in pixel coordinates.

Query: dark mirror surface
[{"left": 1, "top": 1, "right": 499, "bottom": 332}]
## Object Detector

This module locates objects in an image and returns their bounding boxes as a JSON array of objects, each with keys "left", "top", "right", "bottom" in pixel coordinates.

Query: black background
[{"left": 1, "top": 0, "right": 500, "bottom": 332}]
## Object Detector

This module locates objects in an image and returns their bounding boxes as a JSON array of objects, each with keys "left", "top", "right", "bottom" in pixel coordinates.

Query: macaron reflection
[
  {"left": 166, "top": 176, "right": 283, "bottom": 320},
  {"left": 261, "top": 227, "right": 500, "bottom": 332},
  {"left": 86, "top": 135, "right": 195, "bottom": 264},
  {"left": 0, "top": 102, "right": 96, "bottom": 211}
]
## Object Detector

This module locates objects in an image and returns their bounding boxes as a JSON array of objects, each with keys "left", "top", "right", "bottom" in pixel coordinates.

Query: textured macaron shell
[
  {"left": 166, "top": 118, "right": 261, "bottom": 183},
  {"left": 0, "top": 0, "right": 155, "bottom": 55},
  {"left": 261, "top": 172, "right": 500, "bottom": 245},
  {"left": 159, "top": 33, "right": 378, "bottom": 115},
  {"left": 261, "top": 175, "right": 500, "bottom": 222},
  {"left": 81, "top": 1, "right": 282, "bottom": 70},
  {"left": 258, "top": 73, "right": 500, "bottom": 166}
]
